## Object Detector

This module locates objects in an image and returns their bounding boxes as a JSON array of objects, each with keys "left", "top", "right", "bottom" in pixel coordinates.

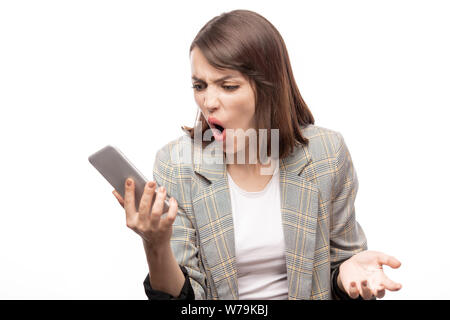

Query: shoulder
[
  {"left": 153, "top": 133, "right": 195, "bottom": 172},
  {"left": 298, "top": 125, "right": 354, "bottom": 198},
  {"left": 301, "top": 124, "right": 346, "bottom": 161}
]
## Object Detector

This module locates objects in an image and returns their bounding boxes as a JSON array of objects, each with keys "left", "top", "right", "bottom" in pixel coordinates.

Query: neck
[
  {"left": 225, "top": 153, "right": 276, "bottom": 177},
  {"left": 223, "top": 139, "right": 277, "bottom": 176}
]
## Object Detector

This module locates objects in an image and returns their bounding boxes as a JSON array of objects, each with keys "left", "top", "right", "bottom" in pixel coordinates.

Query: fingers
[
  {"left": 347, "top": 282, "right": 360, "bottom": 299},
  {"left": 377, "top": 253, "right": 402, "bottom": 269},
  {"left": 112, "top": 190, "right": 124, "bottom": 208},
  {"left": 347, "top": 280, "right": 372, "bottom": 300},
  {"left": 360, "top": 280, "right": 373, "bottom": 300},
  {"left": 347, "top": 280, "right": 383, "bottom": 300},
  {"left": 149, "top": 186, "right": 167, "bottom": 229},
  {"left": 138, "top": 181, "right": 156, "bottom": 216},
  {"left": 124, "top": 178, "right": 136, "bottom": 215},
  {"left": 160, "top": 197, "right": 178, "bottom": 229},
  {"left": 374, "top": 285, "right": 386, "bottom": 299},
  {"left": 379, "top": 273, "right": 402, "bottom": 291}
]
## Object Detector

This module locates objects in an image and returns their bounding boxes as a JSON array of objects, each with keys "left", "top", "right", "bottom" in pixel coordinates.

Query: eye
[
  {"left": 223, "top": 85, "right": 239, "bottom": 91},
  {"left": 191, "top": 83, "right": 204, "bottom": 91},
  {"left": 191, "top": 84, "right": 239, "bottom": 92}
]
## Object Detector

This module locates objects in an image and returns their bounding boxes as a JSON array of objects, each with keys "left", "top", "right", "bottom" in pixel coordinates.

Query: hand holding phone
[
  {"left": 121, "top": 177, "right": 178, "bottom": 246},
  {"left": 88, "top": 145, "right": 170, "bottom": 212},
  {"left": 89, "top": 145, "right": 178, "bottom": 247}
]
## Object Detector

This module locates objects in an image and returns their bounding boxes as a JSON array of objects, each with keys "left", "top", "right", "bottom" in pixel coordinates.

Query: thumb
[{"left": 377, "top": 253, "right": 401, "bottom": 269}]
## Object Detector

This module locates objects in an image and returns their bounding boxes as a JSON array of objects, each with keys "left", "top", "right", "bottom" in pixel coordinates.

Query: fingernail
[
  {"left": 126, "top": 179, "right": 132, "bottom": 186},
  {"left": 362, "top": 281, "right": 367, "bottom": 287},
  {"left": 148, "top": 181, "right": 155, "bottom": 188},
  {"left": 160, "top": 186, "right": 165, "bottom": 192}
]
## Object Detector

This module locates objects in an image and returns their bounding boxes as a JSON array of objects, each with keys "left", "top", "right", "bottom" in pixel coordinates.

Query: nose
[{"left": 203, "top": 88, "right": 220, "bottom": 115}]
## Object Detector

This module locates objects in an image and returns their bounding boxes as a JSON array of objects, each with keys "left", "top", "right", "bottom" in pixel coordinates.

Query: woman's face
[{"left": 190, "top": 47, "right": 256, "bottom": 156}]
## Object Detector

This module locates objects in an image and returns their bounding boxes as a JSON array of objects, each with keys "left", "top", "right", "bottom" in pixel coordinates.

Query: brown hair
[{"left": 182, "top": 9, "right": 314, "bottom": 160}]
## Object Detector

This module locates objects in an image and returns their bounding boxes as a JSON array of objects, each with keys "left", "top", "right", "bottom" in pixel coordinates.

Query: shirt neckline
[{"left": 226, "top": 165, "right": 279, "bottom": 197}]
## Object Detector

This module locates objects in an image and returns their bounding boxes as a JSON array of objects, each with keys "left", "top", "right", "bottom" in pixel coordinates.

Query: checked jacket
[{"left": 150, "top": 124, "right": 368, "bottom": 300}]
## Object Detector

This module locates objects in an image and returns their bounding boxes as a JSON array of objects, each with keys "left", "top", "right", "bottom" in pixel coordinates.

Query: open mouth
[
  {"left": 214, "top": 124, "right": 225, "bottom": 133},
  {"left": 210, "top": 123, "right": 226, "bottom": 141},
  {"left": 207, "top": 117, "right": 227, "bottom": 141}
]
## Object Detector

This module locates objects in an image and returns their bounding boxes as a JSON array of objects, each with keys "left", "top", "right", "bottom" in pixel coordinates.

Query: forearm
[{"left": 143, "top": 240, "right": 185, "bottom": 297}]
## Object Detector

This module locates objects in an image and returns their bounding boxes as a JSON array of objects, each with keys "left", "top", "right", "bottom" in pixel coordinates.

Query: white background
[{"left": 1, "top": 0, "right": 449, "bottom": 299}]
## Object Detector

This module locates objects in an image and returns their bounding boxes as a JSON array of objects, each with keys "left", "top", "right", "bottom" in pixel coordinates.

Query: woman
[{"left": 113, "top": 9, "right": 402, "bottom": 300}]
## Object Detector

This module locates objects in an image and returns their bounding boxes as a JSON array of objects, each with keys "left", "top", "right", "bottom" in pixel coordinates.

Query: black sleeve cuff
[
  {"left": 143, "top": 265, "right": 195, "bottom": 300},
  {"left": 331, "top": 266, "right": 365, "bottom": 300}
]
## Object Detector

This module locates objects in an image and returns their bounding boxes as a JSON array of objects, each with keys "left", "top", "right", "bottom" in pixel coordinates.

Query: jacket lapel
[
  {"left": 279, "top": 143, "right": 319, "bottom": 300},
  {"left": 191, "top": 139, "right": 319, "bottom": 300},
  {"left": 191, "top": 139, "right": 238, "bottom": 299}
]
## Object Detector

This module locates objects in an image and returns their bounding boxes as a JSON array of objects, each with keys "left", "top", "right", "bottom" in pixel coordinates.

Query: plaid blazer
[{"left": 152, "top": 124, "right": 367, "bottom": 300}]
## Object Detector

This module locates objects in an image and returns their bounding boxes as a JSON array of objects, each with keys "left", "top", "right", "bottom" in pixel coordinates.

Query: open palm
[{"left": 338, "top": 250, "right": 402, "bottom": 299}]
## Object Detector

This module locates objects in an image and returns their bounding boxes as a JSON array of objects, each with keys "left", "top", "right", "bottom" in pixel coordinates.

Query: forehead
[{"left": 190, "top": 47, "right": 244, "bottom": 80}]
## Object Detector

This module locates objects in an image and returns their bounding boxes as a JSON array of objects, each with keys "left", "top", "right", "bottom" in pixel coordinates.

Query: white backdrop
[{"left": 1, "top": 0, "right": 449, "bottom": 299}]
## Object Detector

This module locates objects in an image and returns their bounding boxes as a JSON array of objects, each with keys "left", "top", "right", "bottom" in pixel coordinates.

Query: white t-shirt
[{"left": 226, "top": 163, "right": 289, "bottom": 300}]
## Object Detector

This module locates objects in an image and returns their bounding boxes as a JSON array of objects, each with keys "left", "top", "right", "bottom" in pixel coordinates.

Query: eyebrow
[{"left": 191, "top": 75, "right": 238, "bottom": 83}]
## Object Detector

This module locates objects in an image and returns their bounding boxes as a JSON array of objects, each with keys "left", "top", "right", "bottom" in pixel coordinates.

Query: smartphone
[{"left": 88, "top": 145, "right": 170, "bottom": 212}]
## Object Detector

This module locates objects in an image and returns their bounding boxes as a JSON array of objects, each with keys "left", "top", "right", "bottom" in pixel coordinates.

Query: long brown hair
[{"left": 182, "top": 9, "right": 314, "bottom": 160}]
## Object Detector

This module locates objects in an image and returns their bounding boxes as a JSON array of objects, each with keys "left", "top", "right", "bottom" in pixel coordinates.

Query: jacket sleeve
[
  {"left": 143, "top": 265, "right": 195, "bottom": 300},
  {"left": 329, "top": 132, "right": 369, "bottom": 300},
  {"left": 142, "top": 144, "right": 207, "bottom": 300}
]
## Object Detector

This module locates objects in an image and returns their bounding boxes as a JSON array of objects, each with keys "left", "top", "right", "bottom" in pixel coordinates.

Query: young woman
[{"left": 113, "top": 9, "right": 402, "bottom": 300}]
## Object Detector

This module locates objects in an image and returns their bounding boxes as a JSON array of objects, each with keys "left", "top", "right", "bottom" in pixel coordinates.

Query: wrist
[{"left": 142, "top": 239, "right": 171, "bottom": 259}]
